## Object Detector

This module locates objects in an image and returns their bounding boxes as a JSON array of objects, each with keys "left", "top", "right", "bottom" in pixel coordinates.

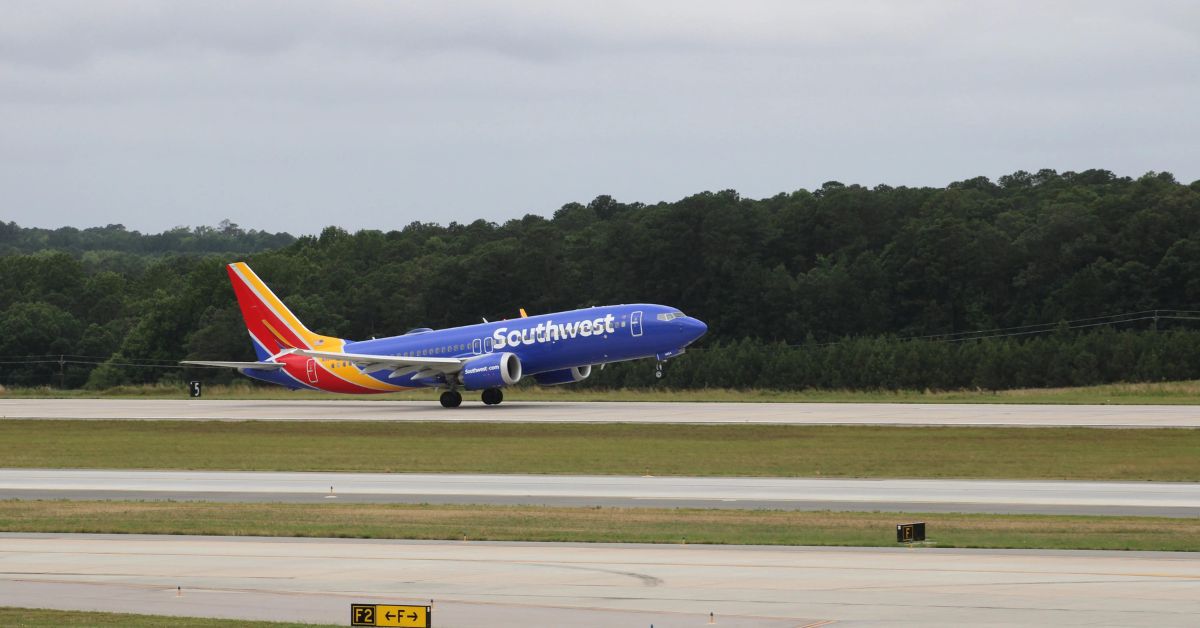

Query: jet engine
[
  {"left": 533, "top": 365, "right": 593, "bottom": 386},
  {"left": 460, "top": 352, "right": 522, "bottom": 390}
]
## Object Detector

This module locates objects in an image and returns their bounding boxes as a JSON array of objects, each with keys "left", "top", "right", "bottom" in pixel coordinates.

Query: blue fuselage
[{"left": 247, "top": 303, "right": 706, "bottom": 390}]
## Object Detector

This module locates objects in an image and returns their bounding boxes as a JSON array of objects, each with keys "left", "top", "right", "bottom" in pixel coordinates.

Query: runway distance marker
[{"left": 351, "top": 603, "right": 430, "bottom": 627}]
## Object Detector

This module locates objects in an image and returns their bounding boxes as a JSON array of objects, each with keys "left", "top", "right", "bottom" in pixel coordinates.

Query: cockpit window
[{"left": 656, "top": 311, "right": 685, "bottom": 321}]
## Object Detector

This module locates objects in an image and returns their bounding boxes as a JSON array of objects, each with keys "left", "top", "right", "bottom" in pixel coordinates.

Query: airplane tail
[{"left": 225, "top": 262, "right": 343, "bottom": 359}]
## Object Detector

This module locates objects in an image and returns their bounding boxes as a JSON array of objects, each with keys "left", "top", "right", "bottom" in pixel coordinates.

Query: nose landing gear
[{"left": 654, "top": 362, "right": 665, "bottom": 379}]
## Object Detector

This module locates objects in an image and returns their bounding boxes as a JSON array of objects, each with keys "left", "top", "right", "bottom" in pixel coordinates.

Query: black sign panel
[
  {"left": 352, "top": 604, "right": 376, "bottom": 626},
  {"left": 188, "top": 381, "right": 202, "bottom": 398},
  {"left": 896, "top": 522, "right": 926, "bottom": 543}
]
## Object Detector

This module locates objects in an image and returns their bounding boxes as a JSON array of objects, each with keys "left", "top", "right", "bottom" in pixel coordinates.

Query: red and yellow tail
[{"left": 226, "top": 262, "right": 342, "bottom": 359}]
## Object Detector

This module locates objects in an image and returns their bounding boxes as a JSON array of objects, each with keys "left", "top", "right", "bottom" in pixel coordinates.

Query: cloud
[{"left": 1, "top": 1, "right": 1197, "bottom": 233}]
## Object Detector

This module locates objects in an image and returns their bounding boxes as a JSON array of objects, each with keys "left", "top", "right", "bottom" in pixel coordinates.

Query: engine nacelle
[
  {"left": 533, "top": 365, "right": 592, "bottom": 386},
  {"left": 460, "top": 352, "right": 522, "bottom": 390}
]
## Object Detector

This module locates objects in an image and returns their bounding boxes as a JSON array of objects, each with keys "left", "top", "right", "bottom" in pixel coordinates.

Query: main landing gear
[
  {"left": 654, "top": 362, "right": 665, "bottom": 379},
  {"left": 439, "top": 390, "right": 462, "bottom": 408},
  {"left": 481, "top": 388, "right": 504, "bottom": 406},
  {"left": 440, "top": 388, "right": 504, "bottom": 407}
]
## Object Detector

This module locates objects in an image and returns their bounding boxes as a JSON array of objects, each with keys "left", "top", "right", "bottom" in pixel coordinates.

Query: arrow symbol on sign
[
  {"left": 408, "top": 612, "right": 419, "bottom": 620},
  {"left": 386, "top": 611, "right": 395, "bottom": 620}
]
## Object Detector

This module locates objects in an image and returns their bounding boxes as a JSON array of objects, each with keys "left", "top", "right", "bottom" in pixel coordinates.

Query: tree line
[{"left": 2, "top": 168, "right": 1199, "bottom": 390}]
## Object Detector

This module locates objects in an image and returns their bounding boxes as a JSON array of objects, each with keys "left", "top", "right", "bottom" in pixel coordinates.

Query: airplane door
[
  {"left": 306, "top": 359, "right": 319, "bottom": 384},
  {"left": 472, "top": 338, "right": 482, "bottom": 355},
  {"left": 631, "top": 311, "right": 643, "bottom": 337},
  {"left": 484, "top": 336, "right": 494, "bottom": 353}
]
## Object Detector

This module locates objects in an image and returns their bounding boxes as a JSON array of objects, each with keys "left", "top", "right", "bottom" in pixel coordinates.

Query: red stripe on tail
[{"left": 226, "top": 264, "right": 309, "bottom": 352}]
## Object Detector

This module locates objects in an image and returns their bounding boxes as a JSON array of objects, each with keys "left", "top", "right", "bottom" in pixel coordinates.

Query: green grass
[
  {"left": 2, "top": 420, "right": 1198, "bottom": 480},
  {"left": 7, "top": 380, "right": 1200, "bottom": 403},
  {"left": 0, "top": 607, "right": 337, "bottom": 627},
  {"left": 1, "top": 500, "right": 1196, "bottom": 551}
]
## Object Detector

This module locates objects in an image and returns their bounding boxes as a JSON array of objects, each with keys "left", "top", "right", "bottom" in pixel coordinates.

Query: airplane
[{"left": 182, "top": 262, "right": 708, "bottom": 407}]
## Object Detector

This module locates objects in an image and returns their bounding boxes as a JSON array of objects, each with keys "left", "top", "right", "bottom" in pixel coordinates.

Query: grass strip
[
  {"left": 1, "top": 500, "right": 1197, "bottom": 551},
  {"left": 7, "top": 380, "right": 1200, "bottom": 403},
  {"left": 1, "top": 420, "right": 1198, "bottom": 480},
  {"left": 0, "top": 607, "right": 336, "bottom": 627}
]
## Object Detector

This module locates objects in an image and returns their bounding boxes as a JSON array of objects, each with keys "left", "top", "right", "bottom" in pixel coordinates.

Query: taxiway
[
  {"left": 3, "top": 469, "right": 1196, "bottom": 516},
  {"left": 2, "top": 399, "right": 1199, "bottom": 426},
  {"left": 2, "top": 533, "right": 1196, "bottom": 627}
]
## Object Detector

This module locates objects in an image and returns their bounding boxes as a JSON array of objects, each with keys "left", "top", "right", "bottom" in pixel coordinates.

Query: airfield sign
[
  {"left": 896, "top": 522, "right": 926, "bottom": 543},
  {"left": 350, "top": 603, "right": 430, "bottom": 627}
]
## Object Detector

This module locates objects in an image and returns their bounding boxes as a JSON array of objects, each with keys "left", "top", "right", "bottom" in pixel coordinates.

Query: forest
[{"left": 2, "top": 168, "right": 1200, "bottom": 390}]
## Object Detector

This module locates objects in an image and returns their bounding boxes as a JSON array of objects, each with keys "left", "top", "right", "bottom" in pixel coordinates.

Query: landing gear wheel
[
  {"left": 481, "top": 388, "right": 504, "bottom": 405},
  {"left": 440, "top": 390, "right": 462, "bottom": 408},
  {"left": 654, "top": 362, "right": 665, "bottom": 379}
]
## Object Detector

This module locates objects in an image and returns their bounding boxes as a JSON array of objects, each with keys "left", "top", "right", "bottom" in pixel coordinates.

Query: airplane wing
[
  {"left": 289, "top": 349, "right": 465, "bottom": 381},
  {"left": 180, "top": 360, "right": 286, "bottom": 371}
]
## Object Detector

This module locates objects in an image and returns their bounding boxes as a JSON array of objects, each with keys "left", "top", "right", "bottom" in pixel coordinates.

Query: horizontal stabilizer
[{"left": 180, "top": 360, "right": 285, "bottom": 371}]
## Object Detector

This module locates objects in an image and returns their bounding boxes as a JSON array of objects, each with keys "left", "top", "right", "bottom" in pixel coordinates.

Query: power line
[
  {"left": 2, "top": 309, "right": 1200, "bottom": 367},
  {"left": 789, "top": 309, "right": 1200, "bottom": 348}
]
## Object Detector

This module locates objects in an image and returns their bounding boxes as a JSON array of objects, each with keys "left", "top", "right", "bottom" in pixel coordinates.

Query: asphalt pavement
[
  {"left": 3, "top": 469, "right": 1196, "bottom": 516},
  {"left": 2, "top": 398, "right": 1199, "bottom": 426},
  {"left": 3, "top": 533, "right": 1196, "bottom": 627}
]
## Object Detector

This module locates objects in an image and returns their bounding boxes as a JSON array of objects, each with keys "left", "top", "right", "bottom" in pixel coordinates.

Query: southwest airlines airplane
[{"left": 183, "top": 263, "right": 708, "bottom": 407}]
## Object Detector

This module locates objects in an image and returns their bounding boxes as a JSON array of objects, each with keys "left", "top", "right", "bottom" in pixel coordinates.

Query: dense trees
[
  {"left": 581, "top": 329, "right": 1200, "bottom": 391},
  {"left": 2, "top": 169, "right": 1199, "bottom": 390},
  {"left": 0, "top": 221, "right": 293, "bottom": 257}
]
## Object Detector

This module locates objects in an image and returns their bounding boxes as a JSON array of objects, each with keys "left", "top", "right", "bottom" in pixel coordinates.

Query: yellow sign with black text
[{"left": 350, "top": 603, "right": 430, "bottom": 627}]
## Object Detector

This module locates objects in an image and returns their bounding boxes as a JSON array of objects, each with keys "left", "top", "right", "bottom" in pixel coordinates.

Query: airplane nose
[{"left": 679, "top": 317, "right": 708, "bottom": 343}]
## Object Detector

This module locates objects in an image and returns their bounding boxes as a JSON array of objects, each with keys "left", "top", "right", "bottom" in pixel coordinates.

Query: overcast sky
[{"left": 2, "top": 1, "right": 1198, "bottom": 235}]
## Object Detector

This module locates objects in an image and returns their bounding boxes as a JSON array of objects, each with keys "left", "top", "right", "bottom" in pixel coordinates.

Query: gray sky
[{"left": 2, "top": 1, "right": 1198, "bottom": 235}]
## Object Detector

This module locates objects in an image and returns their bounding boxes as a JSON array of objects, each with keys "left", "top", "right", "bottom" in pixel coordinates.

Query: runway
[
  {"left": 4, "top": 469, "right": 1197, "bottom": 516},
  {"left": 2, "top": 533, "right": 1196, "bottom": 627},
  {"left": 2, "top": 398, "right": 1199, "bottom": 426}
]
